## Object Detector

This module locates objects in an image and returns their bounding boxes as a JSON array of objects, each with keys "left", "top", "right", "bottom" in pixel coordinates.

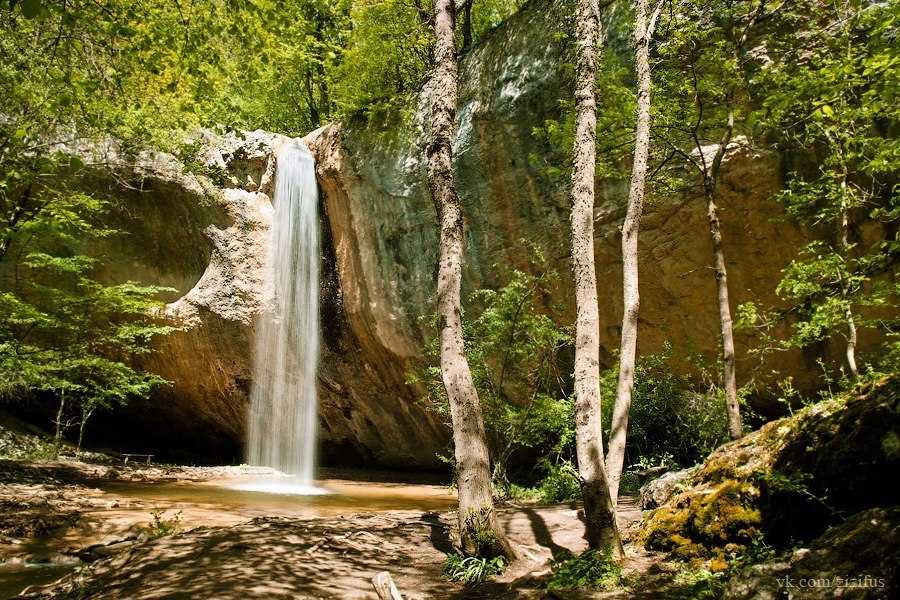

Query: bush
[
  {"left": 601, "top": 344, "right": 730, "bottom": 469},
  {"left": 547, "top": 549, "right": 623, "bottom": 590},
  {"left": 536, "top": 461, "right": 581, "bottom": 503},
  {"left": 442, "top": 553, "right": 506, "bottom": 584},
  {"left": 144, "top": 510, "right": 181, "bottom": 540}
]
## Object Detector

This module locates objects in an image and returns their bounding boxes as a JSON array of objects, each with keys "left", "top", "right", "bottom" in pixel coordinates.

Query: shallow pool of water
[{"left": 98, "top": 476, "right": 456, "bottom": 518}]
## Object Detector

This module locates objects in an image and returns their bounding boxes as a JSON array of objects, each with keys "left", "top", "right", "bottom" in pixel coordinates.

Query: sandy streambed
[{"left": 0, "top": 460, "right": 456, "bottom": 598}]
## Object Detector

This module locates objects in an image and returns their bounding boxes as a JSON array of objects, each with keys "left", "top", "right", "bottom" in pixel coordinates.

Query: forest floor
[
  {"left": 1, "top": 453, "right": 690, "bottom": 600},
  {"left": 1, "top": 421, "right": 689, "bottom": 599},
  {"left": 9, "top": 482, "right": 672, "bottom": 599}
]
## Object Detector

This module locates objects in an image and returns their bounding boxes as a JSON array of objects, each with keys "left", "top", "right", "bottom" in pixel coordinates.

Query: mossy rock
[
  {"left": 639, "top": 376, "right": 900, "bottom": 558},
  {"left": 724, "top": 506, "right": 900, "bottom": 599},
  {"left": 640, "top": 479, "right": 763, "bottom": 559}
]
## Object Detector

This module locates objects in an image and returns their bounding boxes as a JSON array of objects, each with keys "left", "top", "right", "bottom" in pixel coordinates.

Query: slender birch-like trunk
[
  {"left": 606, "top": 0, "right": 655, "bottom": 506},
  {"left": 707, "top": 184, "right": 742, "bottom": 440},
  {"left": 838, "top": 175, "right": 859, "bottom": 379},
  {"left": 570, "top": 0, "right": 623, "bottom": 558},
  {"left": 54, "top": 391, "right": 66, "bottom": 452},
  {"left": 425, "top": 0, "right": 514, "bottom": 560},
  {"left": 704, "top": 101, "right": 742, "bottom": 441}
]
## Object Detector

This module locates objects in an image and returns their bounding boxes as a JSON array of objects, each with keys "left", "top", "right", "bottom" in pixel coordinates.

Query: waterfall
[{"left": 243, "top": 140, "right": 322, "bottom": 493}]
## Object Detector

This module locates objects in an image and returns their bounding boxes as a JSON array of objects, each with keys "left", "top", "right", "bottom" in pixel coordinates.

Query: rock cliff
[
  {"left": 80, "top": 130, "right": 446, "bottom": 466},
  {"left": 76, "top": 0, "right": 879, "bottom": 465}
]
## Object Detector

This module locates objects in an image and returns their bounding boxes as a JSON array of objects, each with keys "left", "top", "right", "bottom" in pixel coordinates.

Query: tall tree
[
  {"left": 739, "top": 0, "right": 899, "bottom": 382},
  {"left": 606, "top": 0, "right": 661, "bottom": 505},
  {"left": 653, "top": 0, "right": 771, "bottom": 441},
  {"left": 569, "top": 0, "right": 623, "bottom": 557},
  {"left": 699, "top": 101, "right": 742, "bottom": 440},
  {"left": 425, "top": 0, "right": 514, "bottom": 559},
  {"left": 696, "top": 1, "right": 769, "bottom": 440}
]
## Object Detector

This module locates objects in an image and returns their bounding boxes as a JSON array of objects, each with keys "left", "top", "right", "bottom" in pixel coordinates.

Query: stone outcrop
[
  {"left": 638, "top": 376, "right": 899, "bottom": 559},
  {"left": 724, "top": 507, "right": 900, "bottom": 600},
  {"left": 80, "top": 129, "right": 445, "bottom": 466},
  {"left": 306, "top": 0, "right": 878, "bottom": 415}
]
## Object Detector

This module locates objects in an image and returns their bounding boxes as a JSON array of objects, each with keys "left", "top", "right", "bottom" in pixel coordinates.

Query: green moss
[
  {"left": 881, "top": 431, "right": 900, "bottom": 460},
  {"left": 639, "top": 478, "right": 762, "bottom": 558},
  {"left": 639, "top": 375, "right": 899, "bottom": 560}
]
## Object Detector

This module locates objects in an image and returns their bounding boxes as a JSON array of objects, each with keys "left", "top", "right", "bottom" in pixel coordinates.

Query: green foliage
[
  {"left": 442, "top": 553, "right": 506, "bottom": 584},
  {"left": 737, "top": 0, "right": 899, "bottom": 384},
  {"left": 409, "top": 250, "right": 575, "bottom": 491},
  {"left": 466, "top": 0, "right": 525, "bottom": 42},
  {"left": 650, "top": 0, "right": 756, "bottom": 178},
  {"left": 725, "top": 533, "right": 775, "bottom": 575},
  {"left": 600, "top": 344, "right": 730, "bottom": 469},
  {"left": 332, "top": 0, "right": 523, "bottom": 119},
  {"left": 546, "top": 549, "right": 623, "bottom": 591},
  {"left": 330, "top": 0, "right": 430, "bottom": 119},
  {"left": 534, "top": 460, "right": 582, "bottom": 503},
  {"left": 529, "top": 32, "right": 636, "bottom": 187},
  {"left": 502, "top": 460, "right": 582, "bottom": 504},
  {"left": 666, "top": 567, "right": 725, "bottom": 600},
  {"left": 0, "top": 184, "right": 175, "bottom": 443},
  {"left": 144, "top": 509, "right": 182, "bottom": 540}
]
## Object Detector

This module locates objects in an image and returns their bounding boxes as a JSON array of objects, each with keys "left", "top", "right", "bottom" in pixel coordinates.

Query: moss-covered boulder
[
  {"left": 638, "top": 376, "right": 899, "bottom": 559},
  {"left": 723, "top": 506, "right": 900, "bottom": 599}
]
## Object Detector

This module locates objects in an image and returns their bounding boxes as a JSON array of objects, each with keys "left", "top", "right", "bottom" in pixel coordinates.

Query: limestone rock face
[
  {"left": 85, "top": 129, "right": 445, "bottom": 466},
  {"left": 74, "top": 0, "right": 883, "bottom": 465},
  {"left": 309, "top": 0, "right": 874, "bottom": 416}
]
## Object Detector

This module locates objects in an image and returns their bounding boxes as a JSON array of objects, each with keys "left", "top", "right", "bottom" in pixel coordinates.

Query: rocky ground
[{"left": 0, "top": 440, "right": 691, "bottom": 600}]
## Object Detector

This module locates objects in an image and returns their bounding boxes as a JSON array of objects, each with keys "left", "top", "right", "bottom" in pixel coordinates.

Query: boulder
[
  {"left": 724, "top": 507, "right": 900, "bottom": 600},
  {"left": 639, "top": 467, "right": 698, "bottom": 510},
  {"left": 638, "top": 376, "right": 899, "bottom": 559}
]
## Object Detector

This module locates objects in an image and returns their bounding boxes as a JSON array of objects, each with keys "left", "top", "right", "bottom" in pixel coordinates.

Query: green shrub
[
  {"left": 144, "top": 510, "right": 181, "bottom": 540},
  {"left": 666, "top": 567, "right": 725, "bottom": 600},
  {"left": 442, "top": 553, "right": 506, "bottom": 584},
  {"left": 547, "top": 549, "right": 623, "bottom": 590},
  {"left": 537, "top": 460, "right": 582, "bottom": 503},
  {"left": 601, "top": 344, "right": 730, "bottom": 468}
]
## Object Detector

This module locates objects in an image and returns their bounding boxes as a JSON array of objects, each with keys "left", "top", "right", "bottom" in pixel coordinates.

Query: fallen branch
[{"left": 372, "top": 571, "right": 404, "bottom": 600}]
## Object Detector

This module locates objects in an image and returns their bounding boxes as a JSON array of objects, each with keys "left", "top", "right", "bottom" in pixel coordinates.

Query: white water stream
[{"left": 241, "top": 140, "right": 324, "bottom": 495}]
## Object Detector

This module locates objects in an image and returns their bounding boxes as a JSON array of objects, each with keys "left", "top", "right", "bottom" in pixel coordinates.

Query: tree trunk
[
  {"left": 606, "top": 0, "right": 653, "bottom": 507},
  {"left": 569, "top": 0, "right": 623, "bottom": 558},
  {"left": 77, "top": 407, "right": 93, "bottom": 454},
  {"left": 706, "top": 187, "right": 742, "bottom": 440},
  {"left": 54, "top": 392, "right": 66, "bottom": 449},
  {"left": 838, "top": 180, "right": 858, "bottom": 379},
  {"left": 461, "top": 0, "right": 474, "bottom": 51},
  {"left": 844, "top": 296, "right": 859, "bottom": 378},
  {"left": 425, "top": 0, "right": 514, "bottom": 560}
]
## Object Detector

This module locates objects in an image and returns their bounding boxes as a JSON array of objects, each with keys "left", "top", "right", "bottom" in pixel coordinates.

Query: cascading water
[{"left": 239, "top": 140, "right": 325, "bottom": 495}]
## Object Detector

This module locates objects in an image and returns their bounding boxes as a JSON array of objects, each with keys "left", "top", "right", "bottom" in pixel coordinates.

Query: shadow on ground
[{"left": 20, "top": 500, "right": 653, "bottom": 599}]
